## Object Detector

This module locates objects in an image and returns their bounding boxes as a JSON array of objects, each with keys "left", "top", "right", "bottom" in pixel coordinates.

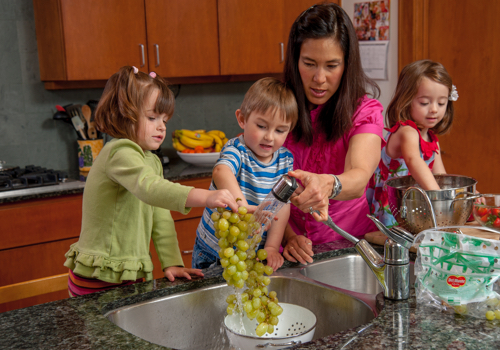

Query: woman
[{"left": 282, "top": 3, "right": 384, "bottom": 264}]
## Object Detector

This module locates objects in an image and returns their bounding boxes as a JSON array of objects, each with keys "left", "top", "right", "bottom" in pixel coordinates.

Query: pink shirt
[{"left": 284, "top": 96, "right": 385, "bottom": 244}]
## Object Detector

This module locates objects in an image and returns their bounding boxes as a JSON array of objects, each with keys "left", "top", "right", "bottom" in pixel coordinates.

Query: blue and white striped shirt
[{"left": 195, "top": 135, "right": 294, "bottom": 256}]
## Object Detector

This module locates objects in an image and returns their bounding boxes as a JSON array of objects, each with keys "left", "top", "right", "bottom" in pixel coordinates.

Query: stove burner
[{"left": 0, "top": 165, "right": 68, "bottom": 192}]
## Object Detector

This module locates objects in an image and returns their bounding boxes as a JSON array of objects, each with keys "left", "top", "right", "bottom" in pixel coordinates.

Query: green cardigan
[{"left": 64, "top": 139, "right": 193, "bottom": 283}]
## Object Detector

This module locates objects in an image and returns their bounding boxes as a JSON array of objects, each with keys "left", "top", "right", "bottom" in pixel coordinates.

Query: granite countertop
[
  {"left": 1, "top": 241, "right": 498, "bottom": 349},
  {"left": 0, "top": 157, "right": 211, "bottom": 204}
]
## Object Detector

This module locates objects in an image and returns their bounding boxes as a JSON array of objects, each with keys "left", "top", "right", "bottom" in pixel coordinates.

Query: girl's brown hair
[
  {"left": 284, "top": 2, "right": 380, "bottom": 145},
  {"left": 94, "top": 66, "right": 175, "bottom": 142},
  {"left": 386, "top": 59, "right": 454, "bottom": 135},
  {"left": 239, "top": 77, "right": 298, "bottom": 130}
]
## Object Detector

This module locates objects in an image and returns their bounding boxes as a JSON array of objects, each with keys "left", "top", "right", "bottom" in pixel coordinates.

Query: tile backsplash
[{"left": 0, "top": 0, "right": 252, "bottom": 176}]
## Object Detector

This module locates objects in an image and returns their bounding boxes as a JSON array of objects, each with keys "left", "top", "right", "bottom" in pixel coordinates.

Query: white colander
[{"left": 224, "top": 303, "right": 317, "bottom": 349}]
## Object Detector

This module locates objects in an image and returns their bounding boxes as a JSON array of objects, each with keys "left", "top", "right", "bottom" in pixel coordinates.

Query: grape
[
  {"left": 236, "top": 261, "right": 247, "bottom": 272},
  {"left": 219, "top": 218, "right": 229, "bottom": 231},
  {"left": 236, "top": 251, "right": 247, "bottom": 261},
  {"left": 494, "top": 310, "right": 500, "bottom": 319},
  {"left": 229, "top": 255, "right": 239, "bottom": 265},
  {"left": 234, "top": 279, "right": 245, "bottom": 289},
  {"left": 257, "top": 249, "right": 268, "bottom": 261},
  {"left": 243, "top": 301, "right": 253, "bottom": 313},
  {"left": 238, "top": 206, "right": 248, "bottom": 215},
  {"left": 229, "top": 226, "right": 240, "bottom": 237},
  {"left": 255, "top": 323, "right": 268, "bottom": 337},
  {"left": 237, "top": 240, "right": 249, "bottom": 251},
  {"left": 215, "top": 206, "right": 282, "bottom": 337},
  {"left": 211, "top": 212, "right": 221, "bottom": 221},
  {"left": 224, "top": 247, "right": 235, "bottom": 258},
  {"left": 229, "top": 212, "right": 240, "bottom": 223},
  {"left": 486, "top": 310, "right": 496, "bottom": 321},
  {"left": 237, "top": 221, "right": 249, "bottom": 232}
]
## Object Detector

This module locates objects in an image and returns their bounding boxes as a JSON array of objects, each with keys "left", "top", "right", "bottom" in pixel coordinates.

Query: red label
[{"left": 447, "top": 275, "right": 466, "bottom": 288}]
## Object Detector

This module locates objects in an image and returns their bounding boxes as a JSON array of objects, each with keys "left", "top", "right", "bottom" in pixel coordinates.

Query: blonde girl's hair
[
  {"left": 94, "top": 66, "right": 175, "bottom": 142},
  {"left": 386, "top": 59, "right": 454, "bottom": 135},
  {"left": 239, "top": 77, "right": 299, "bottom": 130}
]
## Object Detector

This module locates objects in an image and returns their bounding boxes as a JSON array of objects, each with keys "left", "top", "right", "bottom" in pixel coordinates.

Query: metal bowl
[{"left": 385, "top": 175, "right": 478, "bottom": 235}]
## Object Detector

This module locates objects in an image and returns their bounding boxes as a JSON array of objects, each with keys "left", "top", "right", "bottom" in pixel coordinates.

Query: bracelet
[{"left": 328, "top": 174, "right": 342, "bottom": 199}]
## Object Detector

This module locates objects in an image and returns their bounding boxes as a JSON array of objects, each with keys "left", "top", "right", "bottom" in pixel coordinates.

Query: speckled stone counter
[
  {"left": 0, "top": 157, "right": 211, "bottom": 204},
  {"left": 1, "top": 241, "right": 498, "bottom": 349}
]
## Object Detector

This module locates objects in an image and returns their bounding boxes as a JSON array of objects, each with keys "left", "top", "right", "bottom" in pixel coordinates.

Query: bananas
[{"left": 172, "top": 129, "right": 229, "bottom": 153}]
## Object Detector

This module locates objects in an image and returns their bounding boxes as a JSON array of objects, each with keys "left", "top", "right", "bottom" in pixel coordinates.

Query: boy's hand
[
  {"left": 206, "top": 189, "right": 239, "bottom": 212},
  {"left": 264, "top": 247, "right": 284, "bottom": 271},
  {"left": 164, "top": 266, "right": 204, "bottom": 282}
]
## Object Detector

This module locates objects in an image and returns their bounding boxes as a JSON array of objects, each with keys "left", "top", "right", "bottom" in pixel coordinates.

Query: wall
[
  {"left": 341, "top": 0, "right": 398, "bottom": 117},
  {"left": 0, "top": 0, "right": 251, "bottom": 176}
]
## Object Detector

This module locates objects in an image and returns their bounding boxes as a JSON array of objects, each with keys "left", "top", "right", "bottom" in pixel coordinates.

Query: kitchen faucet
[{"left": 316, "top": 212, "right": 414, "bottom": 300}]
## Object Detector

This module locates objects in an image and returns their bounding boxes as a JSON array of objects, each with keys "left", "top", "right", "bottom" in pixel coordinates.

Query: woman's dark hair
[
  {"left": 284, "top": 2, "right": 380, "bottom": 145},
  {"left": 94, "top": 66, "right": 174, "bottom": 142}
]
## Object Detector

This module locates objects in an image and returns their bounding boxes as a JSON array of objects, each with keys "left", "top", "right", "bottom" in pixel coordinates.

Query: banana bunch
[{"left": 172, "top": 129, "right": 229, "bottom": 153}]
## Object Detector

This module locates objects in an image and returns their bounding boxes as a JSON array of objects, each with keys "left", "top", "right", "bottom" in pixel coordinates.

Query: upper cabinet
[
  {"left": 33, "top": 0, "right": 148, "bottom": 83},
  {"left": 145, "top": 0, "right": 220, "bottom": 78},
  {"left": 33, "top": 0, "right": 335, "bottom": 89}
]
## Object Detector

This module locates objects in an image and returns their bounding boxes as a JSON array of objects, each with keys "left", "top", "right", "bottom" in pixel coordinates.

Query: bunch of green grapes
[{"left": 213, "top": 205, "right": 283, "bottom": 337}]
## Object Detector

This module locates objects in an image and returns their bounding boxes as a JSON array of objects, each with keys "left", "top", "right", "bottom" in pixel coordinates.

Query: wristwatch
[{"left": 328, "top": 174, "right": 342, "bottom": 199}]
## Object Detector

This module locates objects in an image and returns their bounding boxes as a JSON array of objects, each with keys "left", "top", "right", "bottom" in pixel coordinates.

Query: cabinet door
[
  {"left": 145, "top": 0, "right": 219, "bottom": 78},
  {"left": 60, "top": 0, "right": 147, "bottom": 80},
  {"left": 219, "top": 0, "right": 285, "bottom": 75},
  {"left": 399, "top": 0, "right": 500, "bottom": 193}
]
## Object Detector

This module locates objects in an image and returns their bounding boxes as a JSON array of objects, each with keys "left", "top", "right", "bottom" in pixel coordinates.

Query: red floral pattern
[{"left": 366, "top": 121, "right": 439, "bottom": 228}]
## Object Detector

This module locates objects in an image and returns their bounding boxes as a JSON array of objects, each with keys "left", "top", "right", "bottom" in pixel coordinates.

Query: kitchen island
[{"left": 1, "top": 241, "right": 498, "bottom": 350}]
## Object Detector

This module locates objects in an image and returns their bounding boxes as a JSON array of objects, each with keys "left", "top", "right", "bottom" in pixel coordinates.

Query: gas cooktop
[{"left": 0, "top": 165, "right": 68, "bottom": 192}]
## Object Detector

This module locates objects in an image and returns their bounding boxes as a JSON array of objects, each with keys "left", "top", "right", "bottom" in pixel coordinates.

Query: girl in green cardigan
[{"left": 64, "top": 66, "right": 238, "bottom": 296}]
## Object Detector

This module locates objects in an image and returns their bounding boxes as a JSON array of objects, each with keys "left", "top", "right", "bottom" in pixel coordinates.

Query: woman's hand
[
  {"left": 288, "top": 170, "right": 333, "bottom": 222},
  {"left": 282, "top": 233, "right": 314, "bottom": 264},
  {"left": 163, "top": 266, "right": 204, "bottom": 282}
]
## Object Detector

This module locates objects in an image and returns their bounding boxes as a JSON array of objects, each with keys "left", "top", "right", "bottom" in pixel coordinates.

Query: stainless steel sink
[
  {"left": 105, "top": 275, "right": 377, "bottom": 350},
  {"left": 298, "top": 253, "right": 415, "bottom": 295}
]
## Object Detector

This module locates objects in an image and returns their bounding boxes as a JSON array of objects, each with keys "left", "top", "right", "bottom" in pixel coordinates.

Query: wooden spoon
[{"left": 81, "top": 105, "right": 97, "bottom": 139}]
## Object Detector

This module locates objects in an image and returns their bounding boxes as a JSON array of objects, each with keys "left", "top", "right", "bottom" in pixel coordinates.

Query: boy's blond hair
[{"left": 239, "top": 77, "right": 298, "bottom": 130}]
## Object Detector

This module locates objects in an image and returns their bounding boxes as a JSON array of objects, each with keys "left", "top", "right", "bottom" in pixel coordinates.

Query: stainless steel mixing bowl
[{"left": 385, "top": 175, "right": 479, "bottom": 235}]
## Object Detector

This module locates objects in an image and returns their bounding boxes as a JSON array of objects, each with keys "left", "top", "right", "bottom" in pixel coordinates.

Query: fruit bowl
[
  {"left": 472, "top": 194, "right": 500, "bottom": 231},
  {"left": 177, "top": 151, "right": 220, "bottom": 167}
]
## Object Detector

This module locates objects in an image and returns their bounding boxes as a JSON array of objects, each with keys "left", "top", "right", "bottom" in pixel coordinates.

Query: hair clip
[
  {"left": 149, "top": 71, "right": 157, "bottom": 78},
  {"left": 449, "top": 85, "right": 458, "bottom": 101},
  {"left": 132, "top": 66, "right": 139, "bottom": 74}
]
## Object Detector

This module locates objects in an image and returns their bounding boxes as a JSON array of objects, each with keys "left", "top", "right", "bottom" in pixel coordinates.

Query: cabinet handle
[
  {"left": 182, "top": 250, "right": 193, "bottom": 254},
  {"left": 280, "top": 42, "right": 284, "bottom": 63},
  {"left": 154, "top": 44, "right": 160, "bottom": 67},
  {"left": 139, "top": 44, "right": 145, "bottom": 67}
]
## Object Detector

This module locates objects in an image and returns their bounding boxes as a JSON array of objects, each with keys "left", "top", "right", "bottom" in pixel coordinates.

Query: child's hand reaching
[
  {"left": 163, "top": 266, "right": 204, "bottom": 282},
  {"left": 264, "top": 247, "right": 284, "bottom": 271},
  {"left": 206, "top": 189, "right": 239, "bottom": 211},
  {"left": 186, "top": 188, "right": 239, "bottom": 212}
]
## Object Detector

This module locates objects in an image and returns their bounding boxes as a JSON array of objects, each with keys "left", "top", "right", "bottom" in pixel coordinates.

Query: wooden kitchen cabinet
[
  {"left": 0, "top": 176, "right": 210, "bottom": 312},
  {"left": 399, "top": 0, "right": 500, "bottom": 193},
  {"left": 218, "top": 0, "right": 332, "bottom": 75},
  {"left": 33, "top": 0, "right": 147, "bottom": 84},
  {"left": 33, "top": 0, "right": 332, "bottom": 89},
  {"left": 145, "top": 0, "right": 220, "bottom": 78}
]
